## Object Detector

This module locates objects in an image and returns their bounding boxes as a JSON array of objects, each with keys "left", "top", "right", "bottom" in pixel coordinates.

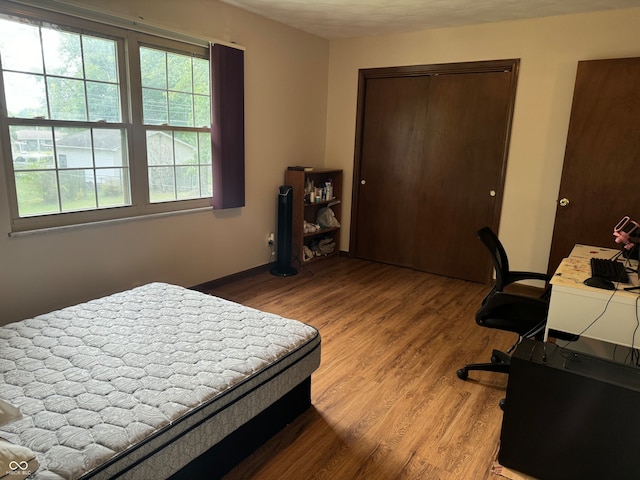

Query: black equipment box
[{"left": 499, "top": 338, "right": 640, "bottom": 479}]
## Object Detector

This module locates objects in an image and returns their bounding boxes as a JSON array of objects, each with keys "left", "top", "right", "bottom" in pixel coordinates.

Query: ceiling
[{"left": 218, "top": 0, "right": 640, "bottom": 39}]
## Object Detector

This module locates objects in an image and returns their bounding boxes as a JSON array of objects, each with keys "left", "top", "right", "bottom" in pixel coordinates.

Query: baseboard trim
[
  {"left": 191, "top": 250, "right": 350, "bottom": 292},
  {"left": 190, "top": 263, "right": 272, "bottom": 292}
]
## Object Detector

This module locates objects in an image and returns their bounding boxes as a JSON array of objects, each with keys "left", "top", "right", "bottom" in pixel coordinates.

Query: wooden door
[
  {"left": 548, "top": 57, "right": 640, "bottom": 274},
  {"left": 352, "top": 75, "right": 430, "bottom": 268},
  {"left": 351, "top": 60, "right": 519, "bottom": 283},
  {"left": 414, "top": 71, "right": 513, "bottom": 280}
]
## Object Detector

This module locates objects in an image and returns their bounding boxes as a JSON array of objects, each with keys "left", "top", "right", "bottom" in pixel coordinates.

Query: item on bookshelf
[
  {"left": 303, "top": 245, "right": 314, "bottom": 262},
  {"left": 308, "top": 236, "right": 336, "bottom": 258},
  {"left": 316, "top": 207, "right": 340, "bottom": 228},
  {"left": 288, "top": 166, "right": 314, "bottom": 171},
  {"left": 304, "top": 220, "right": 321, "bottom": 234},
  {"left": 325, "top": 181, "right": 333, "bottom": 201},
  {"left": 305, "top": 179, "right": 335, "bottom": 204}
]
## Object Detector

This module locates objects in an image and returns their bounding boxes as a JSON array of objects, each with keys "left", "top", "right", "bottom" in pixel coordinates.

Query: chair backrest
[{"left": 477, "top": 227, "right": 510, "bottom": 291}]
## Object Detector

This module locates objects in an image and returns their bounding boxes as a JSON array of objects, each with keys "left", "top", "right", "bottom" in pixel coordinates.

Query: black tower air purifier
[{"left": 271, "top": 185, "right": 297, "bottom": 277}]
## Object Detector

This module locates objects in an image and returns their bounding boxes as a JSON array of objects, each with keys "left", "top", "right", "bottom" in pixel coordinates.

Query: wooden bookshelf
[{"left": 285, "top": 168, "right": 342, "bottom": 265}]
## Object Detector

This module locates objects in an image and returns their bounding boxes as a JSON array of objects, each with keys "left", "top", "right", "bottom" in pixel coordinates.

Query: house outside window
[{"left": 0, "top": 3, "right": 215, "bottom": 232}]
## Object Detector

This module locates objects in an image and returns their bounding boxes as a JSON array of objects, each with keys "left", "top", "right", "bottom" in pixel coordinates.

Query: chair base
[{"left": 456, "top": 349, "right": 511, "bottom": 380}]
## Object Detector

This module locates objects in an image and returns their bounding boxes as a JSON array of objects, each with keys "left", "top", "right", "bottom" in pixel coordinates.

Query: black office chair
[
  {"left": 477, "top": 226, "right": 551, "bottom": 302},
  {"left": 456, "top": 227, "right": 552, "bottom": 381}
]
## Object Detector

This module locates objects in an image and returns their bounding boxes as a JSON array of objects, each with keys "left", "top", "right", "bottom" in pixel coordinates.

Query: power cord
[
  {"left": 558, "top": 263, "right": 640, "bottom": 366},
  {"left": 557, "top": 285, "right": 618, "bottom": 353}
]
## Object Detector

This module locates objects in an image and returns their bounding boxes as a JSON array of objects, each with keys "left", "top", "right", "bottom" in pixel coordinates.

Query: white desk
[{"left": 545, "top": 244, "right": 640, "bottom": 349}]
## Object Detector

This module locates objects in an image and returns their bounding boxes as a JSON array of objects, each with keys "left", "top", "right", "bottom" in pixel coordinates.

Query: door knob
[
  {"left": 559, "top": 198, "right": 570, "bottom": 207},
  {"left": 361, "top": 179, "right": 366, "bottom": 185},
  {"left": 489, "top": 190, "right": 496, "bottom": 197}
]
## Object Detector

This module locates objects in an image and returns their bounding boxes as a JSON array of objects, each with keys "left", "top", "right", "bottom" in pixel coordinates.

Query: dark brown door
[
  {"left": 352, "top": 75, "right": 431, "bottom": 268},
  {"left": 351, "top": 61, "right": 519, "bottom": 283},
  {"left": 548, "top": 57, "right": 640, "bottom": 274},
  {"left": 414, "top": 71, "right": 513, "bottom": 279}
]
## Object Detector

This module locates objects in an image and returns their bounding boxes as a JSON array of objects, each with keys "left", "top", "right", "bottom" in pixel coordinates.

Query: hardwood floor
[{"left": 206, "top": 256, "right": 515, "bottom": 480}]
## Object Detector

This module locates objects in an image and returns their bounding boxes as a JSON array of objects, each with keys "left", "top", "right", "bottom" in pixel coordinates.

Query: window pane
[
  {"left": 55, "top": 128, "right": 93, "bottom": 168},
  {"left": 15, "top": 170, "right": 59, "bottom": 216},
  {"left": 167, "top": 53, "right": 192, "bottom": 93},
  {"left": 4, "top": 72, "right": 48, "bottom": 118},
  {"left": 140, "top": 47, "right": 166, "bottom": 89},
  {"left": 59, "top": 169, "right": 96, "bottom": 211},
  {"left": 200, "top": 165, "right": 212, "bottom": 196},
  {"left": 169, "top": 92, "right": 192, "bottom": 126},
  {"left": 9, "top": 126, "right": 60, "bottom": 217},
  {"left": 0, "top": 19, "right": 43, "bottom": 73},
  {"left": 149, "top": 166, "right": 175, "bottom": 202},
  {"left": 143, "top": 88, "right": 168, "bottom": 125},
  {"left": 87, "top": 81, "right": 121, "bottom": 122},
  {"left": 174, "top": 131, "right": 197, "bottom": 165},
  {"left": 146, "top": 130, "right": 174, "bottom": 166},
  {"left": 83, "top": 36, "right": 118, "bottom": 82},
  {"left": 48, "top": 77, "right": 87, "bottom": 121},
  {"left": 197, "top": 132, "right": 212, "bottom": 197},
  {"left": 10, "top": 126, "right": 54, "bottom": 169},
  {"left": 176, "top": 165, "right": 199, "bottom": 199},
  {"left": 93, "top": 129, "right": 128, "bottom": 168},
  {"left": 42, "top": 28, "right": 83, "bottom": 78},
  {"left": 194, "top": 95, "right": 210, "bottom": 127},
  {"left": 198, "top": 132, "right": 212, "bottom": 165},
  {"left": 193, "top": 57, "right": 209, "bottom": 95},
  {"left": 97, "top": 168, "right": 129, "bottom": 207}
]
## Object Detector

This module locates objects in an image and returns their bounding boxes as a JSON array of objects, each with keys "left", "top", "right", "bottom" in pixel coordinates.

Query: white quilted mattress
[{"left": 0, "top": 283, "right": 321, "bottom": 480}]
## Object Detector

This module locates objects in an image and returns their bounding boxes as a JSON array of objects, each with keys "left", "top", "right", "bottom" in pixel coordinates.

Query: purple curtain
[{"left": 211, "top": 43, "right": 245, "bottom": 209}]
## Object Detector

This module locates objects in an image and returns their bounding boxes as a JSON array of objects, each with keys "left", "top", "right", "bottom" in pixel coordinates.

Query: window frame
[{"left": 0, "top": 3, "right": 214, "bottom": 233}]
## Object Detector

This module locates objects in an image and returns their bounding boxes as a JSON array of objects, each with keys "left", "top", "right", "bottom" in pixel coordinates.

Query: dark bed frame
[{"left": 168, "top": 377, "right": 311, "bottom": 479}]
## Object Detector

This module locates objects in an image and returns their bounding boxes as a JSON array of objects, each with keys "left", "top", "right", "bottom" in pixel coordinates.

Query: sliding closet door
[
  {"left": 351, "top": 60, "right": 518, "bottom": 283},
  {"left": 414, "top": 71, "right": 514, "bottom": 280},
  {"left": 352, "top": 75, "right": 431, "bottom": 267}
]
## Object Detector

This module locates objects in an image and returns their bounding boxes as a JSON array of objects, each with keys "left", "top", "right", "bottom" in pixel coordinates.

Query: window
[
  {"left": 0, "top": 4, "right": 231, "bottom": 233},
  {"left": 139, "top": 46, "right": 212, "bottom": 203}
]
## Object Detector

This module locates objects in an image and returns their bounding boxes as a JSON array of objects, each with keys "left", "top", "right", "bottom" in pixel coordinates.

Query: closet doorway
[{"left": 350, "top": 60, "right": 519, "bottom": 283}]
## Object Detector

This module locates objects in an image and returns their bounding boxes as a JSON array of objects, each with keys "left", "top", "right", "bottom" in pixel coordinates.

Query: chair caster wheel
[
  {"left": 457, "top": 368, "right": 469, "bottom": 380},
  {"left": 491, "top": 354, "right": 501, "bottom": 364},
  {"left": 499, "top": 398, "right": 506, "bottom": 410}
]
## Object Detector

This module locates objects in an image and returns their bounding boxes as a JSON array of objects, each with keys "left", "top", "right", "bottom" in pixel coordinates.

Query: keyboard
[{"left": 590, "top": 257, "right": 629, "bottom": 283}]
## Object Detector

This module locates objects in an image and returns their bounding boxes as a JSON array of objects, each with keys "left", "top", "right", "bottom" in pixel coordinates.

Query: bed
[{"left": 0, "top": 282, "right": 321, "bottom": 480}]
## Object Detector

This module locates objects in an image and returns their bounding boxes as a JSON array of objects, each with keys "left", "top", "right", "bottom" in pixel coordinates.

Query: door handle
[
  {"left": 559, "top": 198, "right": 570, "bottom": 207},
  {"left": 361, "top": 179, "right": 366, "bottom": 185}
]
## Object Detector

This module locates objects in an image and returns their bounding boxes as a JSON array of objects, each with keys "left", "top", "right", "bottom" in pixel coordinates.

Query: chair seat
[{"left": 476, "top": 292, "right": 548, "bottom": 337}]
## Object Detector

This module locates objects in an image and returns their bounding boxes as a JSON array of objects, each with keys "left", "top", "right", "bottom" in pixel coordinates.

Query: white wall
[
  {"left": 0, "top": 0, "right": 329, "bottom": 323},
  {"left": 325, "top": 8, "right": 640, "bottom": 275}
]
